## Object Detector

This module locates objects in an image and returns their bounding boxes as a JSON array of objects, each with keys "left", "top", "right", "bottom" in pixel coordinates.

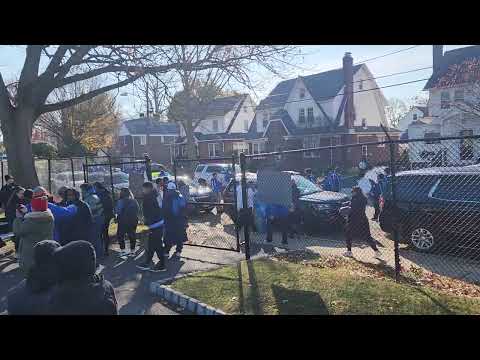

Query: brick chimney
[
  {"left": 343, "top": 52, "right": 354, "bottom": 130},
  {"left": 433, "top": 45, "right": 444, "bottom": 74}
]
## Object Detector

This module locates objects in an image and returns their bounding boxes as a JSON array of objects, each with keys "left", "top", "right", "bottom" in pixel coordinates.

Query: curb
[{"left": 150, "top": 281, "right": 227, "bottom": 315}]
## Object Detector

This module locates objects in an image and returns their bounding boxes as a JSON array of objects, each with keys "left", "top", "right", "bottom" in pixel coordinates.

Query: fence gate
[{"left": 173, "top": 155, "right": 240, "bottom": 252}]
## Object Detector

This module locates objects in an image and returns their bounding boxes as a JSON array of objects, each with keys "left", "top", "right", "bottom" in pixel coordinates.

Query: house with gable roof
[
  {"left": 173, "top": 93, "right": 256, "bottom": 159},
  {"left": 246, "top": 52, "right": 399, "bottom": 171},
  {"left": 407, "top": 45, "right": 480, "bottom": 167}
]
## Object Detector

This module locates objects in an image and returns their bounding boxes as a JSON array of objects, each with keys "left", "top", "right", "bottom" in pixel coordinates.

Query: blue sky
[{"left": 0, "top": 45, "right": 473, "bottom": 118}]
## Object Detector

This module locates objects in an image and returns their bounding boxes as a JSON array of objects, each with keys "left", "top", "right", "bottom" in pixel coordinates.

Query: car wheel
[{"left": 407, "top": 225, "right": 438, "bottom": 253}]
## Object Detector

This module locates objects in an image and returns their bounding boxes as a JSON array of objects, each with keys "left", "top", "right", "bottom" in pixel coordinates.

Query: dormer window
[
  {"left": 359, "top": 80, "right": 364, "bottom": 90},
  {"left": 413, "top": 114, "right": 418, "bottom": 121},
  {"left": 361, "top": 118, "right": 367, "bottom": 128},
  {"left": 454, "top": 89, "right": 464, "bottom": 102},
  {"left": 299, "top": 109, "right": 306, "bottom": 124},
  {"left": 299, "top": 88, "right": 305, "bottom": 98},
  {"left": 307, "top": 107, "right": 314, "bottom": 127},
  {"left": 243, "top": 106, "right": 248, "bottom": 113},
  {"left": 441, "top": 91, "right": 451, "bottom": 109}
]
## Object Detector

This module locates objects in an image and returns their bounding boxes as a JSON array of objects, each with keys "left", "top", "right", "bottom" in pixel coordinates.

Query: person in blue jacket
[
  {"left": 163, "top": 182, "right": 188, "bottom": 258},
  {"left": 28, "top": 187, "right": 77, "bottom": 245},
  {"left": 210, "top": 172, "right": 223, "bottom": 215},
  {"left": 323, "top": 168, "right": 341, "bottom": 192},
  {"left": 304, "top": 168, "right": 317, "bottom": 184}
]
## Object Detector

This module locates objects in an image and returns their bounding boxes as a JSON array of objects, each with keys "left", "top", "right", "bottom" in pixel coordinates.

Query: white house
[
  {"left": 246, "top": 52, "right": 399, "bottom": 169},
  {"left": 407, "top": 45, "right": 480, "bottom": 167},
  {"left": 398, "top": 106, "right": 428, "bottom": 133},
  {"left": 175, "top": 94, "right": 256, "bottom": 158}
]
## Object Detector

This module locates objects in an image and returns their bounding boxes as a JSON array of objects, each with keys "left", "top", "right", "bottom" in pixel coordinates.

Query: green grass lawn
[{"left": 171, "top": 253, "right": 480, "bottom": 315}]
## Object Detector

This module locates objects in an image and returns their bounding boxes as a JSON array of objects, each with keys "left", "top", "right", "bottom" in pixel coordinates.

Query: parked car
[
  {"left": 379, "top": 165, "right": 480, "bottom": 253},
  {"left": 193, "top": 163, "right": 241, "bottom": 186},
  {"left": 223, "top": 171, "right": 349, "bottom": 232},
  {"left": 187, "top": 181, "right": 215, "bottom": 214}
]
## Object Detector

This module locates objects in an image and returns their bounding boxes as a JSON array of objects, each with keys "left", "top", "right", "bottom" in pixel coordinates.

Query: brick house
[
  {"left": 245, "top": 52, "right": 400, "bottom": 172},
  {"left": 173, "top": 94, "right": 256, "bottom": 159},
  {"left": 116, "top": 117, "right": 179, "bottom": 165}
]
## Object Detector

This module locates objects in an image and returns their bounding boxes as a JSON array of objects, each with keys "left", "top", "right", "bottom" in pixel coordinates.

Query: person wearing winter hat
[
  {"left": 63, "top": 188, "right": 94, "bottom": 245},
  {"left": 7, "top": 240, "right": 61, "bottom": 315},
  {"left": 48, "top": 240, "right": 118, "bottom": 315},
  {"left": 13, "top": 196, "right": 54, "bottom": 275},
  {"left": 26, "top": 186, "right": 78, "bottom": 245}
]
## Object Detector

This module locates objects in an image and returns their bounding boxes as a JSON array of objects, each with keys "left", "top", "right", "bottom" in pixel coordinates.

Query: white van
[{"left": 193, "top": 163, "right": 241, "bottom": 186}]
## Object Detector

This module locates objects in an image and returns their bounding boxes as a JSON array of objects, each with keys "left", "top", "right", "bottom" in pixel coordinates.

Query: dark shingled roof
[
  {"left": 203, "top": 94, "right": 247, "bottom": 117},
  {"left": 256, "top": 65, "right": 363, "bottom": 110},
  {"left": 424, "top": 46, "right": 480, "bottom": 90},
  {"left": 123, "top": 118, "right": 179, "bottom": 135}
]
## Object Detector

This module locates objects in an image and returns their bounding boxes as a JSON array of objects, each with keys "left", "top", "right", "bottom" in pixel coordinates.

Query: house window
[
  {"left": 424, "top": 132, "right": 441, "bottom": 144},
  {"left": 122, "top": 136, "right": 128, "bottom": 146},
  {"left": 299, "top": 108, "right": 306, "bottom": 125},
  {"left": 460, "top": 129, "right": 474, "bottom": 161},
  {"left": 299, "top": 88, "right": 305, "bottom": 98},
  {"left": 361, "top": 118, "right": 367, "bottom": 128},
  {"left": 244, "top": 119, "right": 249, "bottom": 131},
  {"left": 232, "top": 142, "right": 248, "bottom": 156},
  {"left": 212, "top": 119, "right": 219, "bottom": 132},
  {"left": 139, "top": 135, "right": 147, "bottom": 145},
  {"left": 208, "top": 143, "right": 222, "bottom": 158},
  {"left": 307, "top": 107, "right": 314, "bottom": 127},
  {"left": 441, "top": 91, "right": 451, "bottom": 109},
  {"left": 378, "top": 136, "right": 386, "bottom": 148},
  {"left": 303, "top": 135, "right": 320, "bottom": 158},
  {"left": 413, "top": 114, "right": 418, "bottom": 121},
  {"left": 262, "top": 113, "right": 269, "bottom": 129},
  {"left": 243, "top": 106, "right": 248, "bottom": 113},
  {"left": 251, "top": 142, "right": 266, "bottom": 155},
  {"left": 362, "top": 145, "right": 368, "bottom": 158},
  {"left": 359, "top": 80, "right": 364, "bottom": 90},
  {"left": 454, "top": 89, "right": 465, "bottom": 102}
]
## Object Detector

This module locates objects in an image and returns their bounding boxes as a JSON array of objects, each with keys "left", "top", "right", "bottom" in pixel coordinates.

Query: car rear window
[
  {"left": 206, "top": 165, "right": 225, "bottom": 174},
  {"left": 393, "top": 175, "right": 438, "bottom": 202},
  {"left": 433, "top": 175, "right": 480, "bottom": 202}
]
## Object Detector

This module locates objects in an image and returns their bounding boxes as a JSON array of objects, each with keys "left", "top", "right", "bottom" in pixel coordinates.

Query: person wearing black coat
[
  {"left": 64, "top": 188, "right": 94, "bottom": 245},
  {"left": 163, "top": 182, "right": 188, "bottom": 258},
  {"left": 94, "top": 182, "right": 114, "bottom": 256},
  {"left": 136, "top": 182, "right": 166, "bottom": 272},
  {"left": 0, "top": 175, "right": 17, "bottom": 209},
  {"left": 48, "top": 240, "right": 118, "bottom": 315},
  {"left": 343, "top": 186, "right": 382, "bottom": 259},
  {"left": 7, "top": 240, "right": 61, "bottom": 315}
]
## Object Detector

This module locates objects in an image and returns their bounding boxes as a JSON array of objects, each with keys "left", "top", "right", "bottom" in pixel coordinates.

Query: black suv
[
  {"left": 223, "top": 171, "right": 349, "bottom": 233},
  {"left": 379, "top": 165, "right": 480, "bottom": 253}
]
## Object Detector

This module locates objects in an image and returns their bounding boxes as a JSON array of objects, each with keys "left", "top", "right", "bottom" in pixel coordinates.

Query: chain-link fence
[
  {"left": 172, "top": 156, "right": 240, "bottom": 252},
  {"left": 230, "top": 133, "right": 480, "bottom": 285}
]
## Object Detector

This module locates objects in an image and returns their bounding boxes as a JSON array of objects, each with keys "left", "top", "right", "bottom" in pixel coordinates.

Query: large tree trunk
[{"left": 2, "top": 107, "right": 40, "bottom": 188}]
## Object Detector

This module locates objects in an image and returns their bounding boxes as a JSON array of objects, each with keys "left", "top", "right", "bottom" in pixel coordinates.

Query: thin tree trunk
[
  {"left": 3, "top": 108, "right": 40, "bottom": 188},
  {"left": 183, "top": 119, "right": 197, "bottom": 159}
]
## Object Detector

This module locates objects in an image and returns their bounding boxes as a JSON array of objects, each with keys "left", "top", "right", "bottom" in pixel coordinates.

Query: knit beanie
[{"left": 31, "top": 196, "right": 48, "bottom": 212}]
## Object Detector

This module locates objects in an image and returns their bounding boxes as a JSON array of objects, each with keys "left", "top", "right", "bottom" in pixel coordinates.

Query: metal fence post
[
  {"left": 48, "top": 158, "right": 52, "bottom": 194},
  {"left": 84, "top": 156, "right": 89, "bottom": 183},
  {"left": 108, "top": 155, "right": 115, "bottom": 202},
  {"left": 232, "top": 154, "right": 240, "bottom": 252},
  {"left": 381, "top": 125, "right": 401, "bottom": 281},
  {"left": 144, "top": 153, "right": 152, "bottom": 182},
  {"left": 173, "top": 158, "right": 177, "bottom": 185},
  {"left": 240, "top": 152, "right": 251, "bottom": 260},
  {"left": 70, "top": 158, "right": 76, "bottom": 188},
  {"left": 1, "top": 160, "right": 4, "bottom": 187}
]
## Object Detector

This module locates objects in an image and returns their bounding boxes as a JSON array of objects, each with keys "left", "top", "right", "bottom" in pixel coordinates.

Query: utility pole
[{"left": 146, "top": 82, "right": 152, "bottom": 158}]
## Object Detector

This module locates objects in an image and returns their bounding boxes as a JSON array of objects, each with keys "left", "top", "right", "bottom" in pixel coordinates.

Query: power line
[
  {"left": 353, "top": 66, "right": 432, "bottom": 84},
  {"left": 353, "top": 45, "right": 422, "bottom": 65}
]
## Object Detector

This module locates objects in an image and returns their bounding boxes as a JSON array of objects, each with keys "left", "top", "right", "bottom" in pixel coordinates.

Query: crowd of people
[{"left": 0, "top": 173, "right": 188, "bottom": 314}]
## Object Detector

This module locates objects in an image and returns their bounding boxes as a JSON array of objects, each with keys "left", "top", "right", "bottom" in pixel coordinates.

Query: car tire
[{"left": 405, "top": 223, "right": 439, "bottom": 253}]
